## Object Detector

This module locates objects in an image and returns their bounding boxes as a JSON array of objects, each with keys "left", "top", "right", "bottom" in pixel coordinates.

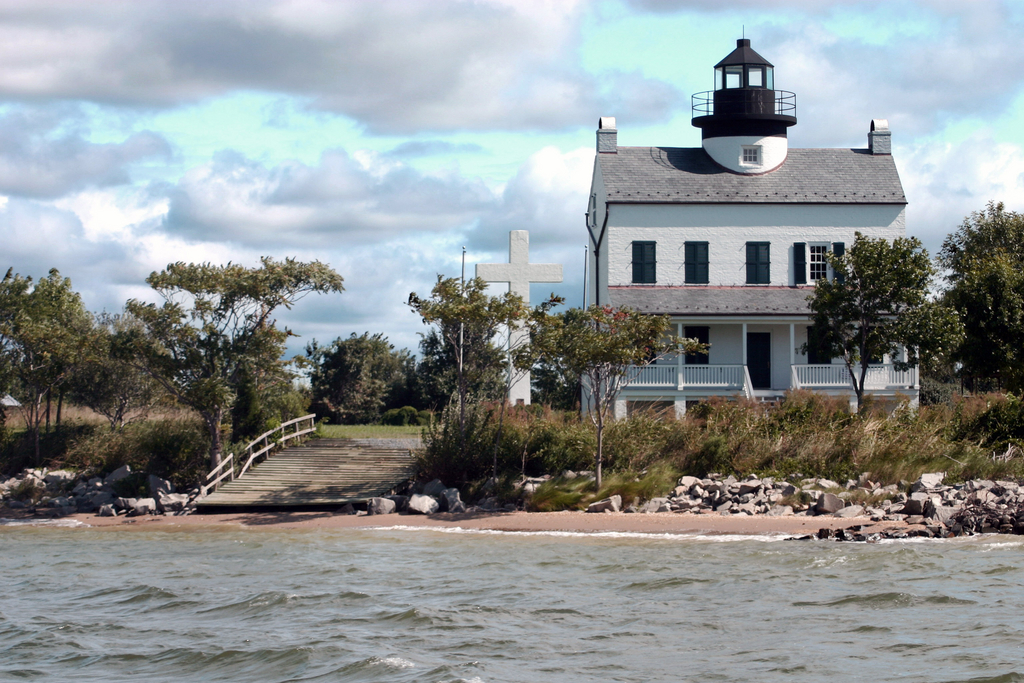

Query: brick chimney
[
  {"left": 869, "top": 119, "right": 891, "bottom": 155},
  {"left": 597, "top": 116, "right": 617, "bottom": 153}
]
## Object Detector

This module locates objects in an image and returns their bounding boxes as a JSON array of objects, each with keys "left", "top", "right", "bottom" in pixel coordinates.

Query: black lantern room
[{"left": 692, "top": 39, "right": 796, "bottom": 141}]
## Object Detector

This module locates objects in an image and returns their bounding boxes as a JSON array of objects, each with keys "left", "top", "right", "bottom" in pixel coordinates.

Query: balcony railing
[
  {"left": 626, "top": 363, "right": 917, "bottom": 394},
  {"left": 626, "top": 364, "right": 749, "bottom": 395},
  {"left": 792, "top": 364, "right": 918, "bottom": 391},
  {"left": 628, "top": 364, "right": 677, "bottom": 387},
  {"left": 682, "top": 364, "right": 745, "bottom": 389},
  {"left": 691, "top": 89, "right": 796, "bottom": 118}
]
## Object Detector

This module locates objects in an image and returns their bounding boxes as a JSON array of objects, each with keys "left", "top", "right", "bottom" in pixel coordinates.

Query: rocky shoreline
[
  {"left": 587, "top": 470, "right": 1024, "bottom": 540},
  {"left": 0, "top": 465, "right": 199, "bottom": 518},
  {"left": 4, "top": 466, "right": 1024, "bottom": 542}
]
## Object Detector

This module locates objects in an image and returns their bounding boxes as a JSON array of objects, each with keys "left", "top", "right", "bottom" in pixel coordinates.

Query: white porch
[{"left": 617, "top": 319, "right": 919, "bottom": 417}]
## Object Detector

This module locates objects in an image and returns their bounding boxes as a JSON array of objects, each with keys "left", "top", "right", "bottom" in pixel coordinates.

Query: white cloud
[
  {"left": 0, "top": 105, "right": 169, "bottom": 198},
  {"left": 0, "top": 0, "right": 679, "bottom": 133},
  {"left": 900, "top": 133, "right": 1024, "bottom": 254}
]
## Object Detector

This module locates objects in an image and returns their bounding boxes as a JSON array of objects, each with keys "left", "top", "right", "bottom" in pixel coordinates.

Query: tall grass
[{"left": 417, "top": 391, "right": 1024, "bottom": 500}]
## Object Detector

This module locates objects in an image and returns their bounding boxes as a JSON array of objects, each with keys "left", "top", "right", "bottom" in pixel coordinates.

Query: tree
[
  {"left": 529, "top": 305, "right": 699, "bottom": 489},
  {"left": 939, "top": 202, "right": 1024, "bottom": 391},
  {"left": 67, "top": 311, "right": 163, "bottom": 430},
  {"left": 0, "top": 268, "right": 93, "bottom": 463},
  {"left": 306, "top": 332, "right": 416, "bottom": 424},
  {"left": 408, "top": 276, "right": 523, "bottom": 461},
  {"left": 807, "top": 232, "right": 961, "bottom": 411},
  {"left": 123, "top": 257, "right": 344, "bottom": 470}
]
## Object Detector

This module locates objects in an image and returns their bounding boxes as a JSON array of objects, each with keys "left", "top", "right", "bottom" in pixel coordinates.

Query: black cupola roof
[
  {"left": 715, "top": 38, "right": 773, "bottom": 68},
  {"left": 692, "top": 38, "right": 796, "bottom": 139}
]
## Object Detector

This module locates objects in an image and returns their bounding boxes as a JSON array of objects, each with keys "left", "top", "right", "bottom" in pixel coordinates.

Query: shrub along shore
[{"left": 6, "top": 391, "right": 1024, "bottom": 540}]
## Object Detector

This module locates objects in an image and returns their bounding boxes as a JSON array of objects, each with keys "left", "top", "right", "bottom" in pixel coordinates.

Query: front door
[{"left": 747, "top": 332, "right": 771, "bottom": 390}]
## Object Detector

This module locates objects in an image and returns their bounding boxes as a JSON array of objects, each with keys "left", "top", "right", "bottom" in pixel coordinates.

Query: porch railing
[
  {"left": 792, "top": 364, "right": 918, "bottom": 391},
  {"left": 627, "top": 364, "right": 749, "bottom": 394},
  {"left": 628, "top": 364, "right": 677, "bottom": 387},
  {"left": 681, "top": 364, "right": 745, "bottom": 390}
]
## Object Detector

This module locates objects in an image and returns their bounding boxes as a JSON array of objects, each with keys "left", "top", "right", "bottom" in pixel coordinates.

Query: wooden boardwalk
[{"left": 197, "top": 438, "right": 419, "bottom": 509}]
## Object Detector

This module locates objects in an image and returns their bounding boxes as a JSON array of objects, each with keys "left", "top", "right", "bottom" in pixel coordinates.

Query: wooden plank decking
[{"left": 196, "top": 438, "right": 419, "bottom": 509}]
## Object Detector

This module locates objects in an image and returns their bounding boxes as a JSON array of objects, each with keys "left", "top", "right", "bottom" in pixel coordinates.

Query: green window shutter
[
  {"left": 794, "top": 242, "right": 806, "bottom": 285},
  {"left": 832, "top": 242, "right": 845, "bottom": 284},
  {"left": 685, "top": 241, "right": 709, "bottom": 284},
  {"left": 747, "top": 242, "right": 770, "bottom": 284},
  {"left": 632, "top": 241, "right": 656, "bottom": 283}
]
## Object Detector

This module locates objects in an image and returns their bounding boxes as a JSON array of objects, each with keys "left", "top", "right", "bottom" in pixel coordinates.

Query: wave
[
  {"left": 0, "top": 517, "right": 87, "bottom": 528},
  {"left": 364, "top": 525, "right": 793, "bottom": 542}
]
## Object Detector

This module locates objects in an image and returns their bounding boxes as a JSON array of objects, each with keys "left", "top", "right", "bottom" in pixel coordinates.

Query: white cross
[{"left": 476, "top": 230, "right": 562, "bottom": 405}]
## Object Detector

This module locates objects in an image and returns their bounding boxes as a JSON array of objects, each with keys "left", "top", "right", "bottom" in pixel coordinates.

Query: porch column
[
  {"left": 677, "top": 322, "right": 683, "bottom": 389},
  {"left": 789, "top": 323, "right": 795, "bottom": 385},
  {"left": 742, "top": 323, "right": 747, "bottom": 366}
]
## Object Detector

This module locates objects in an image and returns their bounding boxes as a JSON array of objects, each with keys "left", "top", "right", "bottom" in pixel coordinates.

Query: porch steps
[{"left": 196, "top": 438, "right": 419, "bottom": 510}]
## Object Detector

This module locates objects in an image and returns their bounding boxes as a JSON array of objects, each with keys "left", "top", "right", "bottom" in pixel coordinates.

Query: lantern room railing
[{"left": 691, "top": 89, "right": 796, "bottom": 118}]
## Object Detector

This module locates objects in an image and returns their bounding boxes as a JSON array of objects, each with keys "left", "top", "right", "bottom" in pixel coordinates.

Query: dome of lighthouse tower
[{"left": 691, "top": 38, "right": 797, "bottom": 174}]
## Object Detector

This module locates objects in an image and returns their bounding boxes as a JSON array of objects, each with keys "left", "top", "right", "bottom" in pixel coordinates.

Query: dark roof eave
[{"left": 604, "top": 199, "right": 908, "bottom": 206}]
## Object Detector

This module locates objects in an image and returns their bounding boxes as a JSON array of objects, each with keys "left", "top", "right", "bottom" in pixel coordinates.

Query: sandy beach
[{"left": 2, "top": 508, "right": 909, "bottom": 536}]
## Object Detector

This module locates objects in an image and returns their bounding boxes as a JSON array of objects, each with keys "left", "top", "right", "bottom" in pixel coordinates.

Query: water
[{"left": 2, "top": 521, "right": 1024, "bottom": 683}]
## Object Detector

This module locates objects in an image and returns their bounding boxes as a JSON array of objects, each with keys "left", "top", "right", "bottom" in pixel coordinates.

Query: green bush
[
  {"left": 382, "top": 406, "right": 425, "bottom": 426},
  {"left": 62, "top": 417, "right": 210, "bottom": 490}
]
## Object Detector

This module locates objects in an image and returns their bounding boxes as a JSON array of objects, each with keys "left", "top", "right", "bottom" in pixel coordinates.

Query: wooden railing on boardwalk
[{"left": 200, "top": 413, "right": 317, "bottom": 496}]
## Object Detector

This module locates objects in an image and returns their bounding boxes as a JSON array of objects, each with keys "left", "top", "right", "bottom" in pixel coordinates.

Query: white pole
[
  {"left": 459, "top": 246, "right": 466, "bottom": 380},
  {"left": 583, "top": 244, "right": 589, "bottom": 308}
]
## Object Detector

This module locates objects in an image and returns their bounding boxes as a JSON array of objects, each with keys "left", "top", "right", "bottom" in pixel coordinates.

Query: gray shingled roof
[
  {"left": 609, "top": 286, "right": 812, "bottom": 316},
  {"left": 601, "top": 147, "right": 906, "bottom": 204}
]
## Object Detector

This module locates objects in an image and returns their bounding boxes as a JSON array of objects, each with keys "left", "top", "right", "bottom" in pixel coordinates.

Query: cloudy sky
[{"left": 2, "top": 0, "right": 1023, "bottom": 356}]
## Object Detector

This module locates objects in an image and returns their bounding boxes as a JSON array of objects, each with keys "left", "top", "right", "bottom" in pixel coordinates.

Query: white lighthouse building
[{"left": 586, "top": 39, "right": 916, "bottom": 416}]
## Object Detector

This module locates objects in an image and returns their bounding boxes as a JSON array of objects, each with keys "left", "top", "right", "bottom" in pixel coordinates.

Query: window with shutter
[
  {"left": 832, "top": 242, "right": 845, "bottom": 284},
  {"left": 794, "top": 242, "right": 806, "bottom": 285},
  {"left": 684, "top": 241, "right": 709, "bottom": 284},
  {"left": 632, "top": 241, "right": 656, "bottom": 284},
  {"left": 746, "top": 242, "right": 770, "bottom": 284}
]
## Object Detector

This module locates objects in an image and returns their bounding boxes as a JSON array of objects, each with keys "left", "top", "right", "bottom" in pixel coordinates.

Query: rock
[
  {"left": 715, "top": 500, "right": 733, "bottom": 513},
  {"left": 97, "top": 504, "right": 117, "bottom": 517},
  {"left": 336, "top": 503, "right": 356, "bottom": 515},
  {"left": 407, "top": 494, "right": 439, "bottom": 515},
  {"left": 88, "top": 491, "right": 114, "bottom": 508},
  {"left": 114, "top": 497, "right": 137, "bottom": 511},
  {"left": 587, "top": 495, "right": 622, "bottom": 513},
  {"left": 678, "top": 476, "right": 701, "bottom": 489},
  {"left": 422, "top": 479, "right": 447, "bottom": 497},
  {"left": 738, "top": 479, "right": 762, "bottom": 496},
  {"left": 157, "top": 493, "right": 189, "bottom": 512},
  {"left": 780, "top": 484, "right": 800, "bottom": 496},
  {"left": 833, "top": 504, "right": 865, "bottom": 518},
  {"left": 815, "top": 492, "right": 844, "bottom": 514},
  {"left": 385, "top": 495, "right": 409, "bottom": 512},
  {"left": 438, "top": 488, "right": 465, "bottom": 513},
  {"left": 816, "top": 479, "right": 841, "bottom": 490},
  {"left": 149, "top": 475, "right": 174, "bottom": 497},
  {"left": 7, "top": 500, "right": 26, "bottom": 509},
  {"left": 130, "top": 498, "right": 156, "bottom": 516},
  {"left": 367, "top": 497, "right": 397, "bottom": 515},
  {"left": 44, "top": 470, "right": 76, "bottom": 486},
  {"left": 641, "top": 497, "right": 671, "bottom": 513},
  {"left": 104, "top": 465, "right": 131, "bottom": 484},
  {"left": 902, "top": 492, "right": 930, "bottom": 516},
  {"left": 768, "top": 505, "right": 794, "bottom": 516},
  {"left": 929, "top": 505, "right": 958, "bottom": 525},
  {"left": 912, "top": 472, "right": 945, "bottom": 492}
]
